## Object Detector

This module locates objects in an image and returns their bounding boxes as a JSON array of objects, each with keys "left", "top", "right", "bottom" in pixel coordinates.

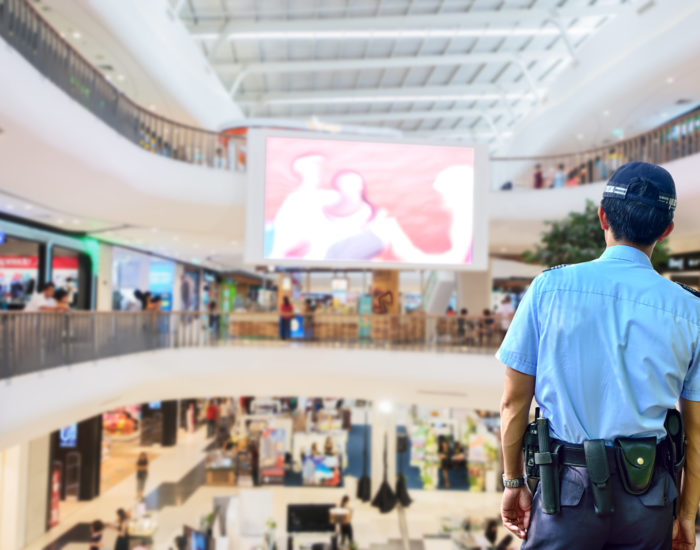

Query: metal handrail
[
  {"left": 0, "top": 0, "right": 244, "bottom": 171},
  {"left": 0, "top": 311, "right": 507, "bottom": 380}
]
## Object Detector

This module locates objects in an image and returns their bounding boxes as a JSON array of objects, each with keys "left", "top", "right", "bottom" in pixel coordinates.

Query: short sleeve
[
  {"left": 681, "top": 344, "right": 700, "bottom": 401},
  {"left": 495, "top": 276, "right": 542, "bottom": 376}
]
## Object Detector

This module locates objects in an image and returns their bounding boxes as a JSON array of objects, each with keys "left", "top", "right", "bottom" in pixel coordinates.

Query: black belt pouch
[
  {"left": 615, "top": 437, "right": 656, "bottom": 495},
  {"left": 584, "top": 439, "right": 615, "bottom": 516}
]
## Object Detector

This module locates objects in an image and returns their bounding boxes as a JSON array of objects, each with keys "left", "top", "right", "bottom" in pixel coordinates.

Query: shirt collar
[{"left": 599, "top": 245, "right": 653, "bottom": 268}]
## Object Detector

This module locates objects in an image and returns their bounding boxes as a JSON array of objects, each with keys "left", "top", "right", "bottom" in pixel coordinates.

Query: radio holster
[{"left": 584, "top": 439, "right": 615, "bottom": 516}]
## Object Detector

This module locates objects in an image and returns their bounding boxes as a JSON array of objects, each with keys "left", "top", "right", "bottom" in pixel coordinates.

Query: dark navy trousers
[{"left": 522, "top": 465, "right": 676, "bottom": 550}]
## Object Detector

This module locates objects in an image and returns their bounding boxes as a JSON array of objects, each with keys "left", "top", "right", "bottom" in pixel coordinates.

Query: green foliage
[{"left": 522, "top": 200, "right": 670, "bottom": 270}]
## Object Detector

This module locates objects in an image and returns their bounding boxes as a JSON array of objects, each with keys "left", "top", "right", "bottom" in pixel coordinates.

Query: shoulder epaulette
[
  {"left": 543, "top": 264, "right": 569, "bottom": 273},
  {"left": 676, "top": 282, "right": 700, "bottom": 299}
]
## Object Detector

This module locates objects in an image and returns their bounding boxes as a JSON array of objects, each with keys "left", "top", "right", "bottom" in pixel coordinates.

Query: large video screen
[{"left": 245, "top": 131, "right": 489, "bottom": 270}]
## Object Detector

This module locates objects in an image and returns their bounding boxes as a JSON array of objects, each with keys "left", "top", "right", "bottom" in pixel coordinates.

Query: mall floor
[{"left": 25, "top": 428, "right": 509, "bottom": 550}]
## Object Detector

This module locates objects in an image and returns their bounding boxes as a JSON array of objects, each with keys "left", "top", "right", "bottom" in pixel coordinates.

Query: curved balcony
[
  {"left": 0, "top": 0, "right": 244, "bottom": 171},
  {"left": 0, "top": 311, "right": 505, "bottom": 449},
  {"left": 3, "top": 0, "right": 700, "bottom": 186}
]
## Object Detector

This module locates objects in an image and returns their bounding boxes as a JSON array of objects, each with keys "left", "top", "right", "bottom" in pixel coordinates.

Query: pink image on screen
[{"left": 264, "top": 136, "right": 476, "bottom": 265}]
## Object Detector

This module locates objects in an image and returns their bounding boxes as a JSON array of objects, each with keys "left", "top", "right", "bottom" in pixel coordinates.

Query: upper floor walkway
[{"left": 0, "top": 311, "right": 505, "bottom": 451}]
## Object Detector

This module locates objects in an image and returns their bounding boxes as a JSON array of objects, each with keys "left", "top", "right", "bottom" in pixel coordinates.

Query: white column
[
  {"left": 456, "top": 261, "right": 492, "bottom": 314},
  {"left": 0, "top": 442, "right": 30, "bottom": 550},
  {"left": 96, "top": 244, "right": 114, "bottom": 311},
  {"left": 24, "top": 435, "right": 50, "bottom": 545},
  {"left": 370, "top": 400, "right": 397, "bottom": 499}
]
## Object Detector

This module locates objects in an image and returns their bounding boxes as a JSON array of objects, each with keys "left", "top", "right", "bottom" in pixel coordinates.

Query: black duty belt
[{"left": 554, "top": 440, "right": 668, "bottom": 471}]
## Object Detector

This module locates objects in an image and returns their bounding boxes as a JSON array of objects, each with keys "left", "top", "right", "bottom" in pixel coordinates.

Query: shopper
[
  {"left": 479, "top": 309, "right": 495, "bottom": 346},
  {"left": 495, "top": 296, "right": 515, "bottom": 339},
  {"left": 53, "top": 288, "right": 71, "bottom": 311},
  {"left": 457, "top": 308, "right": 473, "bottom": 345},
  {"left": 24, "top": 281, "right": 58, "bottom": 311},
  {"left": 533, "top": 164, "right": 544, "bottom": 189},
  {"left": 303, "top": 298, "right": 316, "bottom": 341},
  {"left": 439, "top": 438, "right": 451, "bottom": 489},
  {"left": 206, "top": 400, "right": 219, "bottom": 438},
  {"left": 338, "top": 496, "right": 354, "bottom": 548},
  {"left": 279, "top": 296, "right": 294, "bottom": 340},
  {"left": 136, "top": 452, "right": 149, "bottom": 500},
  {"left": 552, "top": 163, "right": 566, "bottom": 188},
  {"left": 90, "top": 519, "right": 104, "bottom": 550},
  {"left": 208, "top": 301, "right": 220, "bottom": 342},
  {"left": 113, "top": 508, "right": 129, "bottom": 550}
]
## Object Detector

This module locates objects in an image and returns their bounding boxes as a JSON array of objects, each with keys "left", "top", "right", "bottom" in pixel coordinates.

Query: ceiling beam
[
  {"left": 237, "top": 85, "right": 539, "bottom": 107},
  {"left": 182, "top": 6, "right": 623, "bottom": 28},
  {"left": 321, "top": 108, "right": 514, "bottom": 123},
  {"left": 221, "top": 51, "right": 558, "bottom": 96}
]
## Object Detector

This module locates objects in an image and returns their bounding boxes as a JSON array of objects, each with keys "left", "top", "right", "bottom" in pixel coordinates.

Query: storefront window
[{"left": 0, "top": 236, "right": 40, "bottom": 310}]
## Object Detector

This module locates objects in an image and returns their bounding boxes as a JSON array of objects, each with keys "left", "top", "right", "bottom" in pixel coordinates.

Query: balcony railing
[
  {"left": 492, "top": 108, "right": 700, "bottom": 190},
  {"left": 0, "top": 0, "right": 244, "bottom": 171},
  {"left": 0, "top": 311, "right": 506, "bottom": 380}
]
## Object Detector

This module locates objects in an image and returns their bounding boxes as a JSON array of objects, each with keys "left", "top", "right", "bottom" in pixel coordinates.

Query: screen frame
[{"left": 244, "top": 129, "right": 490, "bottom": 271}]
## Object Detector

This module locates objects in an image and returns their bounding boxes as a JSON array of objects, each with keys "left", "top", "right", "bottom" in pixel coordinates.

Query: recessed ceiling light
[
  {"left": 105, "top": 74, "right": 112, "bottom": 81},
  {"left": 603, "top": 110, "right": 610, "bottom": 117},
  {"left": 5, "top": 204, "right": 15, "bottom": 211},
  {"left": 576, "top": 133, "right": 584, "bottom": 140},
  {"left": 173, "top": 236, "right": 179, "bottom": 241},
  {"left": 149, "top": 104, "right": 156, "bottom": 111},
  {"left": 56, "top": 219, "right": 65, "bottom": 224},
  {"left": 72, "top": 219, "right": 80, "bottom": 225},
  {"left": 661, "top": 112, "right": 669, "bottom": 118},
  {"left": 72, "top": 31, "right": 81, "bottom": 40},
  {"left": 117, "top": 74, "right": 125, "bottom": 81},
  {"left": 666, "top": 76, "right": 675, "bottom": 84},
  {"left": 150, "top": 227, "right": 158, "bottom": 233},
  {"left": 24, "top": 204, "right": 33, "bottom": 210}
]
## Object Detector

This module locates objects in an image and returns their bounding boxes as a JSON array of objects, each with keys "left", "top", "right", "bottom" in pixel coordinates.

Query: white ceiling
[{"left": 178, "top": 0, "right": 635, "bottom": 144}]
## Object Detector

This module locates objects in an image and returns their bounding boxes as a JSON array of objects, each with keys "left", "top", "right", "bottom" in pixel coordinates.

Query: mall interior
[{"left": 1, "top": 0, "right": 700, "bottom": 549}]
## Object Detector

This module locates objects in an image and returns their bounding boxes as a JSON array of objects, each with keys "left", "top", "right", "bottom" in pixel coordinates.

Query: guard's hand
[
  {"left": 672, "top": 518, "right": 696, "bottom": 549},
  {"left": 501, "top": 485, "right": 532, "bottom": 540}
]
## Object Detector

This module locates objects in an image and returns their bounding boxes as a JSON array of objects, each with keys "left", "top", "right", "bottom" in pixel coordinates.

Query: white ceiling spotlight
[
  {"left": 378, "top": 400, "right": 393, "bottom": 414},
  {"left": 72, "top": 31, "right": 81, "bottom": 40},
  {"left": 666, "top": 76, "right": 675, "bottom": 85}
]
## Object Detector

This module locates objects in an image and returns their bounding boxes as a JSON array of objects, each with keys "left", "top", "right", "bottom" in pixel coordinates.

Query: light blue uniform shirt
[{"left": 497, "top": 245, "right": 700, "bottom": 444}]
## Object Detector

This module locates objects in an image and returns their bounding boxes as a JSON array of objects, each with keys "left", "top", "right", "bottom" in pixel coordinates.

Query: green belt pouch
[{"left": 614, "top": 437, "right": 657, "bottom": 495}]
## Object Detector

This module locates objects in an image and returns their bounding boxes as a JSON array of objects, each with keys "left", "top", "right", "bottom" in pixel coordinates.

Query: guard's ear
[
  {"left": 598, "top": 206, "right": 609, "bottom": 231},
  {"left": 657, "top": 222, "right": 674, "bottom": 243}
]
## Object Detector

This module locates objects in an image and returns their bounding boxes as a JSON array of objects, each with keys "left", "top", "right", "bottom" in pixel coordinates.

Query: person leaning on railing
[{"left": 24, "top": 282, "right": 64, "bottom": 312}]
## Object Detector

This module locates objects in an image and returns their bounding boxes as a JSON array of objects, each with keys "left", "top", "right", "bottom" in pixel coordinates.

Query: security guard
[{"left": 497, "top": 162, "right": 700, "bottom": 550}]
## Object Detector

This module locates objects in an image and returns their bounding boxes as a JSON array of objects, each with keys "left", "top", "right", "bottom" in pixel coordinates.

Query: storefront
[
  {"left": 0, "top": 223, "right": 96, "bottom": 310},
  {"left": 111, "top": 247, "right": 177, "bottom": 310},
  {"left": 398, "top": 405, "right": 501, "bottom": 492}
]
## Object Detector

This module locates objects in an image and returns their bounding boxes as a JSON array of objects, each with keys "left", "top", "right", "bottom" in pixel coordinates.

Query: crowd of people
[{"left": 136, "top": 124, "right": 241, "bottom": 170}]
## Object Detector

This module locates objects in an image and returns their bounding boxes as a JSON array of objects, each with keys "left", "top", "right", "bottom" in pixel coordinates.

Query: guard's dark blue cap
[{"left": 603, "top": 161, "right": 676, "bottom": 211}]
